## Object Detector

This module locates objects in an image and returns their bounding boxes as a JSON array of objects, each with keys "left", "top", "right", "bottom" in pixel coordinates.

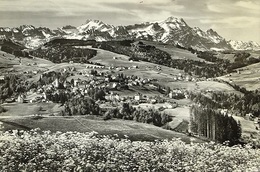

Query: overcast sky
[{"left": 0, "top": 0, "right": 259, "bottom": 42}]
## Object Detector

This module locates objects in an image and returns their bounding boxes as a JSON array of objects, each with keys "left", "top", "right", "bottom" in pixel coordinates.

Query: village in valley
[
  {"left": 0, "top": 37, "right": 259, "bottom": 148},
  {"left": 0, "top": 45, "right": 193, "bottom": 126}
]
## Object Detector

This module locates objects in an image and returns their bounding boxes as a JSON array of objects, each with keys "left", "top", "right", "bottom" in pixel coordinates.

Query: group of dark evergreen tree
[
  {"left": 30, "top": 45, "right": 97, "bottom": 63},
  {"left": 103, "top": 103, "right": 171, "bottom": 127},
  {"left": 0, "top": 105, "right": 7, "bottom": 113},
  {"left": 189, "top": 89, "right": 260, "bottom": 117},
  {"left": 38, "top": 72, "right": 68, "bottom": 86},
  {"left": 0, "top": 75, "right": 28, "bottom": 103},
  {"left": 0, "top": 39, "right": 30, "bottom": 58},
  {"left": 196, "top": 50, "right": 260, "bottom": 72},
  {"left": 55, "top": 92, "right": 171, "bottom": 127},
  {"left": 188, "top": 83, "right": 260, "bottom": 145},
  {"left": 190, "top": 105, "right": 241, "bottom": 145},
  {"left": 62, "top": 96, "right": 100, "bottom": 116},
  {"left": 43, "top": 39, "right": 96, "bottom": 47}
]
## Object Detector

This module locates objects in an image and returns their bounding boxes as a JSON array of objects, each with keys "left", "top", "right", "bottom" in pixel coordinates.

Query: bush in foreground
[{"left": 0, "top": 129, "right": 259, "bottom": 172}]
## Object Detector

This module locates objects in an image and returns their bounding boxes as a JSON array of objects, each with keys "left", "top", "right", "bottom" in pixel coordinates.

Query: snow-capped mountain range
[
  {"left": 228, "top": 40, "right": 260, "bottom": 51},
  {"left": 0, "top": 17, "right": 259, "bottom": 51}
]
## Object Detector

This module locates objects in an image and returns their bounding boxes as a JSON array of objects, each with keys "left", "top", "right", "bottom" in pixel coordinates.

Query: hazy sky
[{"left": 0, "top": 0, "right": 259, "bottom": 42}]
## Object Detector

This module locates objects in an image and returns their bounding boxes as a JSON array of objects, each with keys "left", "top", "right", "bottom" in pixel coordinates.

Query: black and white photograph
[{"left": 0, "top": 0, "right": 260, "bottom": 171}]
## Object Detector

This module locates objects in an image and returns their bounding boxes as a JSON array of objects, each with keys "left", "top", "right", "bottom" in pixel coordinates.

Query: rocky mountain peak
[{"left": 0, "top": 16, "right": 259, "bottom": 50}]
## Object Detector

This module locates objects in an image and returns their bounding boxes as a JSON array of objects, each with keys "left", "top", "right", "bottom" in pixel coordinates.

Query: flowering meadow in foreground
[{"left": 0, "top": 129, "right": 259, "bottom": 172}]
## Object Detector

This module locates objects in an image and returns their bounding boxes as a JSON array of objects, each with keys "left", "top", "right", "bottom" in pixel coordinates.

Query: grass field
[
  {"left": 161, "top": 80, "right": 239, "bottom": 94},
  {"left": 0, "top": 50, "right": 54, "bottom": 67},
  {"left": 133, "top": 103, "right": 190, "bottom": 131},
  {"left": 89, "top": 47, "right": 133, "bottom": 67},
  {"left": 232, "top": 115, "right": 260, "bottom": 144},
  {"left": 114, "top": 86, "right": 161, "bottom": 97},
  {"left": 142, "top": 40, "right": 205, "bottom": 62},
  {"left": 89, "top": 47, "right": 184, "bottom": 77},
  {"left": 0, "top": 50, "right": 54, "bottom": 84},
  {"left": 0, "top": 102, "right": 63, "bottom": 116},
  {"left": 0, "top": 116, "right": 203, "bottom": 143},
  {"left": 215, "top": 53, "right": 236, "bottom": 62},
  {"left": 196, "top": 81, "right": 240, "bottom": 93},
  {"left": 162, "top": 81, "right": 197, "bottom": 90},
  {"left": 215, "top": 51, "right": 260, "bottom": 63},
  {"left": 233, "top": 116, "right": 259, "bottom": 135},
  {"left": 164, "top": 107, "right": 190, "bottom": 129},
  {"left": 219, "top": 62, "right": 260, "bottom": 90}
]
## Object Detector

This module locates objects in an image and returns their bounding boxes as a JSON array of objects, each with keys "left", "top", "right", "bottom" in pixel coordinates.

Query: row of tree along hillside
[
  {"left": 62, "top": 96, "right": 100, "bottom": 116},
  {"left": 55, "top": 89, "right": 171, "bottom": 127},
  {"left": 189, "top": 90, "right": 260, "bottom": 117},
  {"left": 43, "top": 39, "right": 96, "bottom": 47},
  {"left": 1, "top": 39, "right": 30, "bottom": 57},
  {"left": 190, "top": 105, "right": 241, "bottom": 145},
  {"left": 103, "top": 103, "right": 171, "bottom": 127},
  {"left": 49, "top": 91, "right": 171, "bottom": 127},
  {"left": 30, "top": 45, "right": 97, "bottom": 63},
  {"left": 188, "top": 47, "right": 260, "bottom": 71}
]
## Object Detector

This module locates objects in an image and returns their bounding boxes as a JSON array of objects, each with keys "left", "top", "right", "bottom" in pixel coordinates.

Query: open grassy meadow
[
  {"left": 142, "top": 40, "right": 205, "bottom": 61},
  {"left": 219, "top": 62, "right": 260, "bottom": 90},
  {"left": 0, "top": 115, "right": 202, "bottom": 143},
  {"left": 0, "top": 102, "right": 62, "bottom": 117}
]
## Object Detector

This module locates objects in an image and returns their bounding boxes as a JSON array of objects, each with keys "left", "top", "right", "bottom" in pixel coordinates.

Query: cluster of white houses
[
  {"left": 15, "top": 66, "right": 190, "bottom": 105},
  {"left": 86, "top": 64, "right": 138, "bottom": 71}
]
